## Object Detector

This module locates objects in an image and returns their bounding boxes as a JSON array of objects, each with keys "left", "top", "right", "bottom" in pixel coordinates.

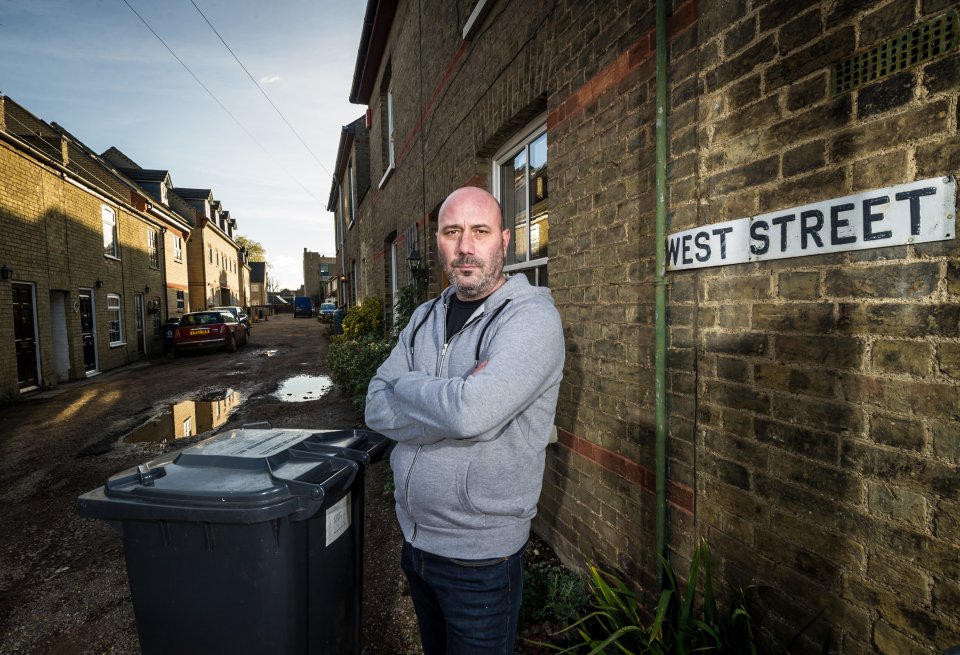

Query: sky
[{"left": 0, "top": 0, "right": 368, "bottom": 290}]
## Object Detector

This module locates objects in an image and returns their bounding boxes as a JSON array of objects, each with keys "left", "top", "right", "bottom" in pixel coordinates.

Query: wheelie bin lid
[{"left": 77, "top": 428, "right": 387, "bottom": 525}]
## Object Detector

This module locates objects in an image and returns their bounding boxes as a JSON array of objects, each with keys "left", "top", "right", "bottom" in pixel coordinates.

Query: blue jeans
[{"left": 400, "top": 541, "right": 525, "bottom": 655}]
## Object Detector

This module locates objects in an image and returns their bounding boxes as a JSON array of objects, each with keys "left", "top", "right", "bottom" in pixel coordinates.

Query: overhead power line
[
  {"left": 189, "top": 0, "right": 333, "bottom": 180},
  {"left": 119, "top": 0, "right": 324, "bottom": 204}
]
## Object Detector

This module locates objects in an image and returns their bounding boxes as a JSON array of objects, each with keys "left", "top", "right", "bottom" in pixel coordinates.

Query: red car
[{"left": 173, "top": 311, "right": 248, "bottom": 356}]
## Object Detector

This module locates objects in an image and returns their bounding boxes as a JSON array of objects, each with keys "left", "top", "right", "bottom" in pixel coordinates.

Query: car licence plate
[{"left": 190, "top": 329, "right": 210, "bottom": 336}]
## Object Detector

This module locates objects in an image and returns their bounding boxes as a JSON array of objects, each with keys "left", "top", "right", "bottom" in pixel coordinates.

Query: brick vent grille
[{"left": 832, "top": 11, "right": 958, "bottom": 95}]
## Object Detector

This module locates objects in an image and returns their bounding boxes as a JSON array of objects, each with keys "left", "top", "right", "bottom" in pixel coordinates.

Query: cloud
[{"left": 259, "top": 75, "right": 282, "bottom": 84}]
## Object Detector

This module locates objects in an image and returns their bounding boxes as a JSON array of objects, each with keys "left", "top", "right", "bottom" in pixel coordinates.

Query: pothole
[
  {"left": 274, "top": 375, "right": 333, "bottom": 402},
  {"left": 123, "top": 390, "right": 242, "bottom": 443},
  {"left": 252, "top": 349, "right": 278, "bottom": 357}
]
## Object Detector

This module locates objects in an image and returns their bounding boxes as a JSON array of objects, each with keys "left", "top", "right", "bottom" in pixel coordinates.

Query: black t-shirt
[{"left": 445, "top": 295, "right": 485, "bottom": 342}]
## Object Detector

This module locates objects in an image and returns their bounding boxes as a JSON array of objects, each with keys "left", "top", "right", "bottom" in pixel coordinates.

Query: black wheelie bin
[{"left": 77, "top": 427, "right": 390, "bottom": 655}]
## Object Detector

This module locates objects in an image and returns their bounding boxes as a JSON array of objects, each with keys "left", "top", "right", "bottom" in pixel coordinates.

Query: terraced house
[
  {"left": 0, "top": 96, "right": 190, "bottom": 394},
  {"left": 332, "top": 0, "right": 960, "bottom": 651},
  {"left": 0, "top": 96, "right": 250, "bottom": 398}
]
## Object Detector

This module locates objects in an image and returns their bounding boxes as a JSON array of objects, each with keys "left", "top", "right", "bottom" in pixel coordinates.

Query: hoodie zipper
[{"left": 403, "top": 301, "right": 489, "bottom": 544}]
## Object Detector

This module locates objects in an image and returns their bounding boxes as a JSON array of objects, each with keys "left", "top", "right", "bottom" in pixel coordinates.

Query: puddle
[
  {"left": 274, "top": 375, "right": 333, "bottom": 402},
  {"left": 124, "top": 390, "right": 242, "bottom": 443},
  {"left": 252, "top": 349, "right": 278, "bottom": 358}
]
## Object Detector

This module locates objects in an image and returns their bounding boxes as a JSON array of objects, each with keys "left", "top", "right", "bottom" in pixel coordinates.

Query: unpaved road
[{"left": 0, "top": 314, "right": 421, "bottom": 654}]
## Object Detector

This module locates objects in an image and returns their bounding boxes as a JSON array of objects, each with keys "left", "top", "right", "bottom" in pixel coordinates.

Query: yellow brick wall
[
  {"left": 0, "top": 138, "right": 166, "bottom": 396},
  {"left": 187, "top": 224, "right": 241, "bottom": 309}
]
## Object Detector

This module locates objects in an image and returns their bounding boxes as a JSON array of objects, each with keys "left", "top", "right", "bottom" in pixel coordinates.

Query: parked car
[
  {"left": 210, "top": 306, "right": 251, "bottom": 335},
  {"left": 318, "top": 302, "right": 337, "bottom": 318},
  {"left": 173, "top": 311, "right": 248, "bottom": 356},
  {"left": 293, "top": 296, "right": 313, "bottom": 318}
]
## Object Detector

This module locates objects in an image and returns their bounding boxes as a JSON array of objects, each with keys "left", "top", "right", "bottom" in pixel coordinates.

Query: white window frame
[
  {"left": 107, "top": 293, "right": 124, "bottom": 346},
  {"left": 346, "top": 160, "right": 357, "bottom": 228},
  {"left": 391, "top": 240, "right": 400, "bottom": 312},
  {"left": 147, "top": 228, "right": 159, "bottom": 268},
  {"left": 462, "top": 0, "right": 493, "bottom": 39},
  {"left": 182, "top": 416, "right": 193, "bottom": 437},
  {"left": 379, "top": 88, "right": 396, "bottom": 188},
  {"left": 173, "top": 235, "right": 183, "bottom": 262},
  {"left": 176, "top": 290, "right": 185, "bottom": 312},
  {"left": 102, "top": 205, "right": 119, "bottom": 259},
  {"left": 492, "top": 116, "right": 549, "bottom": 277}
]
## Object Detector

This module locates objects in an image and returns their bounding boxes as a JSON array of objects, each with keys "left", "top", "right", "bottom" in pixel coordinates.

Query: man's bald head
[{"left": 438, "top": 186, "right": 504, "bottom": 231}]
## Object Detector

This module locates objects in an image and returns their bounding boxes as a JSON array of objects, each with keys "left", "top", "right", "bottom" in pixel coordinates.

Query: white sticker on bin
[{"left": 325, "top": 491, "right": 351, "bottom": 546}]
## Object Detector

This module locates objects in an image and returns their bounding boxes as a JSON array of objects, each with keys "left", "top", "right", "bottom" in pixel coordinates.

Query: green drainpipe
[{"left": 654, "top": 0, "right": 669, "bottom": 588}]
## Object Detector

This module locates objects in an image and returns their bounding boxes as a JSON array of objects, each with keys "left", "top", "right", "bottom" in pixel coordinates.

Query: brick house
[
  {"left": 335, "top": 0, "right": 960, "bottom": 651},
  {"left": 0, "top": 96, "right": 187, "bottom": 395},
  {"left": 302, "top": 248, "right": 338, "bottom": 303},
  {"left": 172, "top": 189, "right": 243, "bottom": 309},
  {"left": 328, "top": 117, "right": 372, "bottom": 309},
  {"left": 102, "top": 148, "right": 197, "bottom": 319},
  {"left": 249, "top": 261, "right": 269, "bottom": 308}
]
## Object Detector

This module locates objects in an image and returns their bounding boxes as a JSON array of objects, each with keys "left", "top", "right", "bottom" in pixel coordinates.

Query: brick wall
[
  {"left": 689, "top": 1, "right": 960, "bottom": 650},
  {"left": 0, "top": 132, "right": 166, "bottom": 393},
  {"left": 343, "top": 1, "right": 959, "bottom": 651}
]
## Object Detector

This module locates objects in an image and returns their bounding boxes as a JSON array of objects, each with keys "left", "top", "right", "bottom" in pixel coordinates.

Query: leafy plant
[
  {"left": 544, "top": 539, "right": 758, "bottom": 655},
  {"left": 392, "top": 280, "right": 426, "bottom": 337},
  {"left": 326, "top": 285, "right": 430, "bottom": 415},
  {"left": 326, "top": 334, "right": 394, "bottom": 412},
  {"left": 335, "top": 296, "right": 384, "bottom": 342}
]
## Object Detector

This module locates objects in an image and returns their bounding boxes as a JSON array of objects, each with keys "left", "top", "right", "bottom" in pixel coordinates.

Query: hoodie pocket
[{"left": 406, "top": 447, "right": 480, "bottom": 528}]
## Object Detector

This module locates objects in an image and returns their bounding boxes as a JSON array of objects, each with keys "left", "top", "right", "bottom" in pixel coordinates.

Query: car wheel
[{"left": 226, "top": 334, "right": 237, "bottom": 353}]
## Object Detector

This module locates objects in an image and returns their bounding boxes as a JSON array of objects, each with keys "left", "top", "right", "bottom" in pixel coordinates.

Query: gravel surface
[{"left": 0, "top": 314, "right": 421, "bottom": 654}]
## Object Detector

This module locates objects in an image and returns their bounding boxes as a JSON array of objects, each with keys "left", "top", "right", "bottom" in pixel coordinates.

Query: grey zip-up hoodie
[{"left": 365, "top": 274, "right": 565, "bottom": 559}]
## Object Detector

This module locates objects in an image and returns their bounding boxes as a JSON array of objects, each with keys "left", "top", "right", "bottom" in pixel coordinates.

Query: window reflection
[
  {"left": 498, "top": 127, "right": 548, "bottom": 281},
  {"left": 529, "top": 133, "right": 548, "bottom": 259}
]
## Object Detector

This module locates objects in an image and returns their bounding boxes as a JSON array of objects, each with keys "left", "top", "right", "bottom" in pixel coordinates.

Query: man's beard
[{"left": 445, "top": 248, "right": 505, "bottom": 299}]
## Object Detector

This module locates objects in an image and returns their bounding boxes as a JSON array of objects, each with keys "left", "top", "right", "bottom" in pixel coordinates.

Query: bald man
[{"left": 366, "top": 186, "right": 565, "bottom": 654}]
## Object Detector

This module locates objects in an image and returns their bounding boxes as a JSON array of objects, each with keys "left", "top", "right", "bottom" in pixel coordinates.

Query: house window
[
  {"left": 344, "top": 159, "right": 357, "bottom": 228},
  {"left": 320, "top": 263, "right": 330, "bottom": 277},
  {"left": 182, "top": 417, "right": 192, "bottom": 437},
  {"left": 379, "top": 64, "right": 396, "bottom": 187},
  {"left": 209, "top": 247, "right": 213, "bottom": 264},
  {"left": 173, "top": 235, "right": 183, "bottom": 262},
  {"left": 495, "top": 119, "right": 549, "bottom": 286},
  {"left": 152, "top": 311, "right": 162, "bottom": 337},
  {"left": 107, "top": 294, "right": 123, "bottom": 345},
  {"left": 176, "top": 291, "right": 185, "bottom": 312},
  {"left": 147, "top": 228, "right": 159, "bottom": 268},
  {"left": 102, "top": 205, "right": 118, "bottom": 258}
]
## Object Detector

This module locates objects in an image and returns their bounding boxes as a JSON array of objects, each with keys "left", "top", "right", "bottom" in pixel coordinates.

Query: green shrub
[
  {"left": 326, "top": 334, "right": 394, "bottom": 413},
  {"left": 392, "top": 280, "right": 426, "bottom": 337},
  {"left": 335, "top": 296, "right": 384, "bottom": 342},
  {"left": 326, "top": 287, "right": 429, "bottom": 415}
]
